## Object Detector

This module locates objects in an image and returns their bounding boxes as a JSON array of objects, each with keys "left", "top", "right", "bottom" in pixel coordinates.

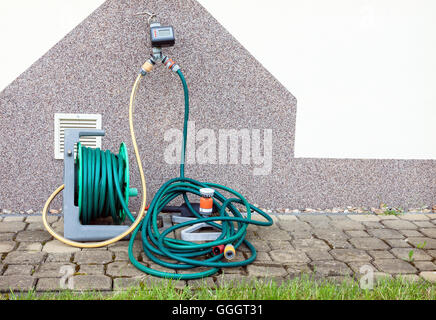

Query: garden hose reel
[{"left": 62, "top": 129, "right": 137, "bottom": 241}]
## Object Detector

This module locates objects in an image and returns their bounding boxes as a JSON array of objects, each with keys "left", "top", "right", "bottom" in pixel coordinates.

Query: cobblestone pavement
[{"left": 0, "top": 213, "right": 436, "bottom": 292}]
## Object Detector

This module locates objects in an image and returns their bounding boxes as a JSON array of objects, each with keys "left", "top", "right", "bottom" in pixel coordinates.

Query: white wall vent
[{"left": 54, "top": 113, "right": 102, "bottom": 159}]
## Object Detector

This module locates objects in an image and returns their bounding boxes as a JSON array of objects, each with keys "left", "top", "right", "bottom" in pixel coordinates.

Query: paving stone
[
  {"left": 313, "top": 229, "right": 348, "bottom": 240},
  {"left": 267, "top": 240, "right": 293, "bottom": 251},
  {"left": 114, "top": 251, "right": 129, "bottom": 261},
  {"left": 329, "top": 249, "right": 372, "bottom": 262},
  {"left": 427, "top": 250, "right": 436, "bottom": 259},
  {"left": 72, "top": 275, "right": 112, "bottom": 291},
  {"left": 0, "top": 222, "right": 26, "bottom": 233},
  {"left": 347, "top": 261, "right": 376, "bottom": 274},
  {"left": 74, "top": 251, "right": 113, "bottom": 264},
  {"left": 113, "top": 277, "right": 143, "bottom": 290},
  {"left": 108, "top": 240, "right": 142, "bottom": 255},
  {"left": 292, "top": 238, "right": 330, "bottom": 250},
  {"left": 0, "top": 276, "right": 36, "bottom": 292},
  {"left": 381, "top": 220, "right": 418, "bottom": 230},
  {"left": 419, "top": 228, "right": 436, "bottom": 238},
  {"left": 3, "top": 264, "right": 34, "bottom": 276},
  {"left": 298, "top": 216, "right": 332, "bottom": 228},
  {"left": 2, "top": 216, "right": 24, "bottom": 222},
  {"left": 310, "top": 260, "right": 352, "bottom": 276},
  {"left": 247, "top": 265, "right": 287, "bottom": 278},
  {"left": 373, "top": 259, "right": 417, "bottom": 274},
  {"left": 349, "top": 237, "right": 389, "bottom": 250},
  {"left": 426, "top": 214, "right": 436, "bottom": 219},
  {"left": 270, "top": 250, "right": 310, "bottom": 263},
  {"left": 324, "top": 239, "right": 353, "bottom": 249},
  {"left": 36, "top": 278, "right": 65, "bottom": 291},
  {"left": 413, "top": 261, "right": 436, "bottom": 271},
  {"left": 348, "top": 215, "right": 380, "bottom": 222},
  {"left": 419, "top": 271, "right": 436, "bottom": 283},
  {"left": 407, "top": 237, "right": 436, "bottom": 249},
  {"left": 400, "top": 214, "right": 429, "bottom": 221},
  {"left": 42, "top": 240, "right": 81, "bottom": 253},
  {"left": 289, "top": 231, "right": 313, "bottom": 239},
  {"left": 45, "top": 253, "right": 73, "bottom": 262},
  {"left": 15, "top": 230, "right": 52, "bottom": 242},
  {"left": 16, "top": 242, "right": 42, "bottom": 251},
  {"left": 51, "top": 221, "right": 64, "bottom": 233},
  {"left": 413, "top": 221, "right": 435, "bottom": 228},
  {"left": 106, "top": 261, "right": 145, "bottom": 277},
  {"left": 345, "top": 230, "right": 369, "bottom": 238},
  {"left": 239, "top": 240, "right": 270, "bottom": 252},
  {"left": 277, "top": 215, "right": 298, "bottom": 222},
  {"left": 377, "top": 215, "right": 399, "bottom": 220},
  {"left": 333, "top": 220, "right": 365, "bottom": 230},
  {"left": 368, "top": 250, "right": 395, "bottom": 259},
  {"left": 327, "top": 215, "right": 350, "bottom": 221},
  {"left": 385, "top": 239, "right": 412, "bottom": 248},
  {"left": 25, "top": 216, "right": 44, "bottom": 223},
  {"left": 399, "top": 229, "right": 423, "bottom": 237},
  {"left": 220, "top": 266, "right": 244, "bottom": 274},
  {"left": 3, "top": 251, "right": 46, "bottom": 264},
  {"left": 256, "top": 229, "right": 291, "bottom": 240},
  {"left": 284, "top": 263, "right": 312, "bottom": 277},
  {"left": 278, "top": 221, "right": 312, "bottom": 232},
  {"left": 34, "top": 262, "right": 75, "bottom": 278},
  {"left": 304, "top": 249, "right": 333, "bottom": 261},
  {"left": 255, "top": 251, "right": 272, "bottom": 261},
  {"left": 367, "top": 229, "right": 404, "bottom": 239},
  {"left": 0, "top": 241, "right": 16, "bottom": 253},
  {"left": 391, "top": 248, "right": 432, "bottom": 261},
  {"left": 78, "top": 264, "right": 104, "bottom": 275},
  {"left": 360, "top": 221, "right": 383, "bottom": 229},
  {"left": 0, "top": 233, "right": 15, "bottom": 241},
  {"left": 0, "top": 264, "right": 3, "bottom": 275},
  {"left": 26, "top": 222, "right": 46, "bottom": 231}
]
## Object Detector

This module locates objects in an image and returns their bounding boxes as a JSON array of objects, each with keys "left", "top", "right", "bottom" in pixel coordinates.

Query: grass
[
  {"left": 1, "top": 276, "right": 435, "bottom": 300},
  {"left": 380, "top": 204, "right": 404, "bottom": 216}
]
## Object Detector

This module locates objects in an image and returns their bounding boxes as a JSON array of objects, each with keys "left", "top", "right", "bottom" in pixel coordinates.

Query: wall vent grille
[{"left": 54, "top": 113, "right": 102, "bottom": 159}]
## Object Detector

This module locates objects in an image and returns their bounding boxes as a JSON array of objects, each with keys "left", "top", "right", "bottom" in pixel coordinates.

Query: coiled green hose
[
  {"left": 77, "top": 145, "right": 129, "bottom": 225},
  {"left": 123, "top": 69, "right": 274, "bottom": 279}
]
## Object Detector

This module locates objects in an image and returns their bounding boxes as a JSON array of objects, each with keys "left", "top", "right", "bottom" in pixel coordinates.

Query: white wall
[
  {"left": 1, "top": 0, "right": 435, "bottom": 160},
  {"left": 0, "top": 0, "right": 104, "bottom": 92},
  {"left": 198, "top": 0, "right": 436, "bottom": 159}
]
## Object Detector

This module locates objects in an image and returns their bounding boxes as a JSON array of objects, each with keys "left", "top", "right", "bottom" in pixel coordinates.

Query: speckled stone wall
[{"left": 0, "top": 0, "right": 434, "bottom": 211}]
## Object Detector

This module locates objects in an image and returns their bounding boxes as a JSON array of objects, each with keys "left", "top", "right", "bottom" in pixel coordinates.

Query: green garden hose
[
  {"left": 75, "top": 142, "right": 136, "bottom": 225},
  {"left": 124, "top": 69, "right": 274, "bottom": 279}
]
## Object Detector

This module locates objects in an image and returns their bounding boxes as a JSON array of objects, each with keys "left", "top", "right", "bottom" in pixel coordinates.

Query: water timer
[{"left": 150, "top": 24, "right": 175, "bottom": 47}]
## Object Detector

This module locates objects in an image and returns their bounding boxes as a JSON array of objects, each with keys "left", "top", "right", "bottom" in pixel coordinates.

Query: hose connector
[
  {"left": 162, "top": 55, "right": 180, "bottom": 72},
  {"left": 224, "top": 244, "right": 236, "bottom": 260},
  {"left": 212, "top": 244, "right": 225, "bottom": 256},
  {"left": 140, "top": 57, "right": 156, "bottom": 75}
]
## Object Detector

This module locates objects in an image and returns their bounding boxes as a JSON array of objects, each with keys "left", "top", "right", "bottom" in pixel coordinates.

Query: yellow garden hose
[{"left": 42, "top": 73, "right": 147, "bottom": 248}]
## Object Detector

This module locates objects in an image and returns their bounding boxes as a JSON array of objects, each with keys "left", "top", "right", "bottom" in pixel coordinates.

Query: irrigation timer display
[{"left": 150, "top": 25, "right": 175, "bottom": 47}]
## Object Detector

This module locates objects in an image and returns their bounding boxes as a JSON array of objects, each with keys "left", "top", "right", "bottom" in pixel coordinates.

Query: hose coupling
[
  {"left": 140, "top": 57, "right": 156, "bottom": 75},
  {"left": 212, "top": 244, "right": 225, "bottom": 256},
  {"left": 162, "top": 55, "right": 180, "bottom": 72},
  {"left": 224, "top": 244, "right": 236, "bottom": 260}
]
